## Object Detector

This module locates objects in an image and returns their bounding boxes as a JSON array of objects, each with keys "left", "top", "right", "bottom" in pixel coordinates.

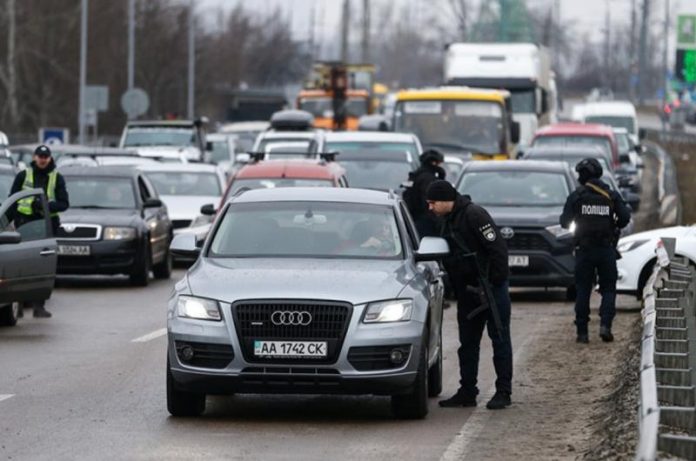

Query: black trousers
[
  {"left": 455, "top": 281, "right": 513, "bottom": 396},
  {"left": 574, "top": 246, "right": 617, "bottom": 333}
]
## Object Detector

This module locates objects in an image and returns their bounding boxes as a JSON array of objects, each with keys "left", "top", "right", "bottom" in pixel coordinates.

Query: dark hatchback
[
  {"left": 455, "top": 160, "right": 577, "bottom": 297},
  {"left": 57, "top": 166, "right": 173, "bottom": 286}
]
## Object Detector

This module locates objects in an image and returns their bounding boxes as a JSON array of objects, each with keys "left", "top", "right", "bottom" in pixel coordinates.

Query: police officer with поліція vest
[{"left": 560, "top": 158, "right": 630, "bottom": 344}]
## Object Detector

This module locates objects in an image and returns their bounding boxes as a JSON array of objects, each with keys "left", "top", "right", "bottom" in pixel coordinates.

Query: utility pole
[
  {"left": 340, "top": 0, "right": 350, "bottom": 63},
  {"left": 127, "top": 0, "right": 135, "bottom": 91},
  {"left": 604, "top": 0, "right": 611, "bottom": 90},
  {"left": 361, "top": 0, "right": 370, "bottom": 63},
  {"left": 638, "top": 0, "right": 650, "bottom": 106},
  {"left": 6, "top": 0, "right": 18, "bottom": 125},
  {"left": 662, "top": 0, "right": 670, "bottom": 130},
  {"left": 78, "top": 0, "right": 88, "bottom": 145},
  {"left": 629, "top": 0, "right": 637, "bottom": 101},
  {"left": 187, "top": 0, "right": 195, "bottom": 120}
]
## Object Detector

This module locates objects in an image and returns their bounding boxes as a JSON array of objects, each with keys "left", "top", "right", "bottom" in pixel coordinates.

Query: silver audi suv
[{"left": 167, "top": 187, "right": 448, "bottom": 419}]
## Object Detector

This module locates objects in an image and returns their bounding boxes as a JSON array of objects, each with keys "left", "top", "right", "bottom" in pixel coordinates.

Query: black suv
[
  {"left": 57, "top": 166, "right": 173, "bottom": 286},
  {"left": 455, "top": 160, "right": 577, "bottom": 298}
]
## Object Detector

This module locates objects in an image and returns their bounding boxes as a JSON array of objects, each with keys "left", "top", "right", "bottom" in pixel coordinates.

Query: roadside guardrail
[{"left": 636, "top": 238, "right": 696, "bottom": 460}]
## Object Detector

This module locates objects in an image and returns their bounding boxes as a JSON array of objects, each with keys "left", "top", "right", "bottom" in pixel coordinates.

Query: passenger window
[
  {"left": 0, "top": 193, "right": 48, "bottom": 241},
  {"left": 399, "top": 202, "right": 420, "bottom": 249}
]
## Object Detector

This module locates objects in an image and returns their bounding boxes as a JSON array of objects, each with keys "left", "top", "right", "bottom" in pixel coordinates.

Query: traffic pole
[
  {"left": 78, "top": 0, "right": 88, "bottom": 145},
  {"left": 187, "top": 0, "right": 195, "bottom": 120}
]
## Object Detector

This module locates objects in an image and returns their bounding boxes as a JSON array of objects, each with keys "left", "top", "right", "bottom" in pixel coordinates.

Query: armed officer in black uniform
[
  {"left": 560, "top": 158, "right": 631, "bottom": 343},
  {"left": 426, "top": 180, "right": 513, "bottom": 410}
]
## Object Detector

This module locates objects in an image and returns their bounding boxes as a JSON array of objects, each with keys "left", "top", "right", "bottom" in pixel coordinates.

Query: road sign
[
  {"left": 121, "top": 88, "right": 150, "bottom": 119},
  {"left": 39, "top": 127, "right": 70, "bottom": 145},
  {"left": 676, "top": 49, "right": 696, "bottom": 84},
  {"left": 85, "top": 85, "right": 109, "bottom": 112},
  {"left": 678, "top": 15, "right": 696, "bottom": 49}
]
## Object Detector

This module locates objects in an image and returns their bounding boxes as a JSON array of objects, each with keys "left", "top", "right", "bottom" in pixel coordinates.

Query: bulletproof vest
[{"left": 574, "top": 184, "right": 614, "bottom": 246}]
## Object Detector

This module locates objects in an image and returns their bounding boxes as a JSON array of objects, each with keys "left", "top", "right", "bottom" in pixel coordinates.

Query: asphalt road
[{"left": 0, "top": 270, "right": 628, "bottom": 461}]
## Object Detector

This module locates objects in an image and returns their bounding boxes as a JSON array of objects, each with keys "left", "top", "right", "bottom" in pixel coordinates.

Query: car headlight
[
  {"left": 363, "top": 299, "right": 413, "bottom": 323},
  {"left": 103, "top": 227, "right": 136, "bottom": 240},
  {"left": 617, "top": 239, "right": 649, "bottom": 253},
  {"left": 545, "top": 223, "right": 574, "bottom": 239},
  {"left": 176, "top": 296, "right": 221, "bottom": 321}
]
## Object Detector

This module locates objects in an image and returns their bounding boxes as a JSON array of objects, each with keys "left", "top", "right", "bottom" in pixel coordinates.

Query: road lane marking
[
  {"left": 0, "top": 394, "right": 15, "bottom": 403},
  {"left": 131, "top": 328, "right": 167, "bottom": 343},
  {"left": 439, "top": 327, "right": 540, "bottom": 461}
]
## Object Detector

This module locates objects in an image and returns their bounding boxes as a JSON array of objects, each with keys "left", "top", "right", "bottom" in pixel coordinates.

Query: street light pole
[
  {"left": 128, "top": 0, "right": 135, "bottom": 91},
  {"left": 78, "top": 0, "right": 88, "bottom": 145},
  {"left": 187, "top": 0, "right": 195, "bottom": 120}
]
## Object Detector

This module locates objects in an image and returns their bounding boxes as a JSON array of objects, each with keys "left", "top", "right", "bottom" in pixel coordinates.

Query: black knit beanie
[{"left": 426, "top": 180, "right": 457, "bottom": 202}]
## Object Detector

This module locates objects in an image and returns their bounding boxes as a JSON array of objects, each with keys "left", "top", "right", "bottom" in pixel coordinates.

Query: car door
[
  {"left": 0, "top": 189, "right": 57, "bottom": 303},
  {"left": 399, "top": 203, "right": 444, "bottom": 355},
  {"left": 138, "top": 175, "right": 170, "bottom": 263}
]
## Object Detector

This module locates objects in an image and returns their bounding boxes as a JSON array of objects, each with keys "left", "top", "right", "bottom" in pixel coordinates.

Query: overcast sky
[{"left": 195, "top": 0, "right": 696, "bottom": 51}]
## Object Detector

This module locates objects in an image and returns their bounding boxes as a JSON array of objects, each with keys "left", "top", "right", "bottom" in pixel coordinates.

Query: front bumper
[
  {"left": 503, "top": 228, "right": 575, "bottom": 288},
  {"left": 168, "top": 301, "right": 424, "bottom": 396},
  {"left": 56, "top": 238, "right": 140, "bottom": 275}
]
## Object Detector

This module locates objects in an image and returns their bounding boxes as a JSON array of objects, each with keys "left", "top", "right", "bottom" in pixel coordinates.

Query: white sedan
[{"left": 616, "top": 225, "right": 696, "bottom": 296}]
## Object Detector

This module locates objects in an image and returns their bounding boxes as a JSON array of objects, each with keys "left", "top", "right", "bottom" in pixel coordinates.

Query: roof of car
[
  {"left": 218, "top": 121, "right": 270, "bottom": 133},
  {"left": 259, "top": 131, "right": 319, "bottom": 140},
  {"left": 534, "top": 123, "right": 616, "bottom": 138},
  {"left": 60, "top": 165, "right": 141, "bottom": 178},
  {"left": 580, "top": 101, "right": 637, "bottom": 117},
  {"left": 9, "top": 144, "right": 138, "bottom": 156},
  {"left": 231, "top": 186, "right": 395, "bottom": 205},
  {"left": 136, "top": 163, "right": 221, "bottom": 173},
  {"left": 337, "top": 151, "right": 413, "bottom": 162},
  {"left": 235, "top": 160, "right": 343, "bottom": 180},
  {"left": 463, "top": 159, "right": 571, "bottom": 173},
  {"left": 325, "top": 131, "right": 417, "bottom": 143},
  {"left": 126, "top": 120, "right": 196, "bottom": 128}
]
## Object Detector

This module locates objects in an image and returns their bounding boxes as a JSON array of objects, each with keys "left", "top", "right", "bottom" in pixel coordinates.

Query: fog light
[
  {"left": 181, "top": 345, "right": 194, "bottom": 362},
  {"left": 390, "top": 349, "right": 405, "bottom": 365}
]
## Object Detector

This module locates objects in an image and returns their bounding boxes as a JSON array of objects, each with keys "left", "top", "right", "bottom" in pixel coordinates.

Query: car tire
[
  {"left": 0, "top": 302, "right": 19, "bottom": 327},
  {"left": 428, "top": 333, "right": 443, "bottom": 397},
  {"left": 130, "top": 241, "right": 151, "bottom": 287},
  {"left": 153, "top": 249, "right": 172, "bottom": 280},
  {"left": 565, "top": 285, "right": 576, "bottom": 302},
  {"left": 167, "top": 359, "right": 206, "bottom": 417},
  {"left": 391, "top": 332, "right": 429, "bottom": 420}
]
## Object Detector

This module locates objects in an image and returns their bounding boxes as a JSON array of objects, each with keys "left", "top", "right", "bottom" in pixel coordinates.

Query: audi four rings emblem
[{"left": 271, "top": 311, "right": 313, "bottom": 326}]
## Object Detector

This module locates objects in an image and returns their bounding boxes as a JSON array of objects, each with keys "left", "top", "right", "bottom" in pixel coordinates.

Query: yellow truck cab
[{"left": 392, "top": 87, "right": 520, "bottom": 160}]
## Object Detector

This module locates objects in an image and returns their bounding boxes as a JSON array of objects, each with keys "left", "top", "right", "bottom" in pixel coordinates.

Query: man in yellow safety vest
[{"left": 9, "top": 144, "right": 69, "bottom": 318}]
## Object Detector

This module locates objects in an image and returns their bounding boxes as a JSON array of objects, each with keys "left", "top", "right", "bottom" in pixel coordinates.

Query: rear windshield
[
  {"left": 533, "top": 136, "right": 612, "bottom": 157},
  {"left": 226, "top": 178, "right": 334, "bottom": 198}
]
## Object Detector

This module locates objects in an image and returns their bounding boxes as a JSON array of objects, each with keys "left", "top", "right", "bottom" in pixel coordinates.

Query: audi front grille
[{"left": 232, "top": 300, "right": 352, "bottom": 364}]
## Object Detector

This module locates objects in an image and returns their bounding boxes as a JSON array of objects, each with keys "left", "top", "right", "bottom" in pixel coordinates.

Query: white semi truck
[{"left": 444, "top": 43, "right": 557, "bottom": 148}]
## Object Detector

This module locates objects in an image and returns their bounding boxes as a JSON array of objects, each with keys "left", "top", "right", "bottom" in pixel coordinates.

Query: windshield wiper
[{"left": 74, "top": 205, "right": 126, "bottom": 209}]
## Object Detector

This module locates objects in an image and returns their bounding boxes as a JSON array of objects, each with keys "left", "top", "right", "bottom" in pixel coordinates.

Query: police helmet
[
  {"left": 34, "top": 145, "right": 52, "bottom": 157},
  {"left": 419, "top": 149, "right": 444, "bottom": 165},
  {"left": 575, "top": 157, "right": 603, "bottom": 181}
]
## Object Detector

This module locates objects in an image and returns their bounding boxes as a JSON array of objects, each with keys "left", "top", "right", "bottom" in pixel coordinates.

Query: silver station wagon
[{"left": 167, "top": 187, "right": 448, "bottom": 419}]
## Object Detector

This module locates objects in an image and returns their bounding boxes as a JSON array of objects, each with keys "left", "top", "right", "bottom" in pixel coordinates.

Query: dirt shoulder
[{"left": 457, "top": 293, "right": 641, "bottom": 461}]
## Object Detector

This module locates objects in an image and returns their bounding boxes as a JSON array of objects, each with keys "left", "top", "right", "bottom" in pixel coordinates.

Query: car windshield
[
  {"left": 533, "top": 136, "right": 612, "bottom": 157},
  {"left": 457, "top": 171, "right": 570, "bottom": 206},
  {"left": 210, "top": 201, "right": 402, "bottom": 259},
  {"left": 299, "top": 97, "right": 369, "bottom": 118},
  {"left": 340, "top": 159, "right": 412, "bottom": 191},
  {"left": 0, "top": 173, "right": 13, "bottom": 201},
  {"left": 327, "top": 141, "right": 418, "bottom": 159},
  {"left": 227, "top": 178, "right": 334, "bottom": 198},
  {"left": 67, "top": 177, "right": 137, "bottom": 208},
  {"left": 210, "top": 141, "right": 231, "bottom": 163},
  {"left": 509, "top": 89, "right": 536, "bottom": 114},
  {"left": 123, "top": 127, "right": 194, "bottom": 148},
  {"left": 146, "top": 172, "right": 221, "bottom": 197},
  {"left": 585, "top": 116, "right": 635, "bottom": 134},
  {"left": 393, "top": 100, "right": 504, "bottom": 154}
]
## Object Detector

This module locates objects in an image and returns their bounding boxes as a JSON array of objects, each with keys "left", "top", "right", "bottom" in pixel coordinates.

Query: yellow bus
[{"left": 392, "top": 87, "right": 520, "bottom": 160}]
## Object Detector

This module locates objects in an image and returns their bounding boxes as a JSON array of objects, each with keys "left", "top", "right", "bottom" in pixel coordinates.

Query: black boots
[
  {"left": 599, "top": 326, "right": 614, "bottom": 342},
  {"left": 439, "top": 389, "right": 477, "bottom": 408},
  {"left": 32, "top": 304, "right": 52, "bottom": 318},
  {"left": 576, "top": 333, "right": 589, "bottom": 344},
  {"left": 486, "top": 391, "right": 511, "bottom": 410}
]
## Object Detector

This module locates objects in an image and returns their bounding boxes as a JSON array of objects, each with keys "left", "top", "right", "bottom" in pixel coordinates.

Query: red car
[
  {"left": 530, "top": 123, "right": 620, "bottom": 167},
  {"left": 220, "top": 159, "right": 348, "bottom": 207}
]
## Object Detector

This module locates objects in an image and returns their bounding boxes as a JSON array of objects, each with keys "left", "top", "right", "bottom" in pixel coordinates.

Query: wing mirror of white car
[
  {"left": 235, "top": 153, "right": 251, "bottom": 164},
  {"left": 0, "top": 231, "right": 21, "bottom": 245},
  {"left": 415, "top": 237, "right": 450, "bottom": 261},
  {"left": 170, "top": 233, "right": 200, "bottom": 258}
]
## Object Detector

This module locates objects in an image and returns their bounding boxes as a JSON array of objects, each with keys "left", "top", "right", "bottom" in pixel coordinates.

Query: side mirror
[
  {"left": 634, "top": 144, "right": 644, "bottom": 154},
  {"left": 618, "top": 176, "right": 632, "bottom": 188},
  {"left": 0, "top": 231, "right": 22, "bottom": 245},
  {"left": 415, "top": 237, "right": 450, "bottom": 261},
  {"left": 206, "top": 141, "right": 213, "bottom": 151},
  {"left": 200, "top": 203, "right": 216, "bottom": 216},
  {"left": 143, "top": 198, "right": 163, "bottom": 208},
  {"left": 235, "top": 153, "right": 251, "bottom": 164},
  {"left": 638, "top": 128, "right": 647, "bottom": 140},
  {"left": 510, "top": 121, "right": 521, "bottom": 144},
  {"left": 170, "top": 233, "right": 200, "bottom": 258},
  {"left": 619, "top": 153, "right": 631, "bottom": 164},
  {"left": 624, "top": 192, "right": 640, "bottom": 211}
]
